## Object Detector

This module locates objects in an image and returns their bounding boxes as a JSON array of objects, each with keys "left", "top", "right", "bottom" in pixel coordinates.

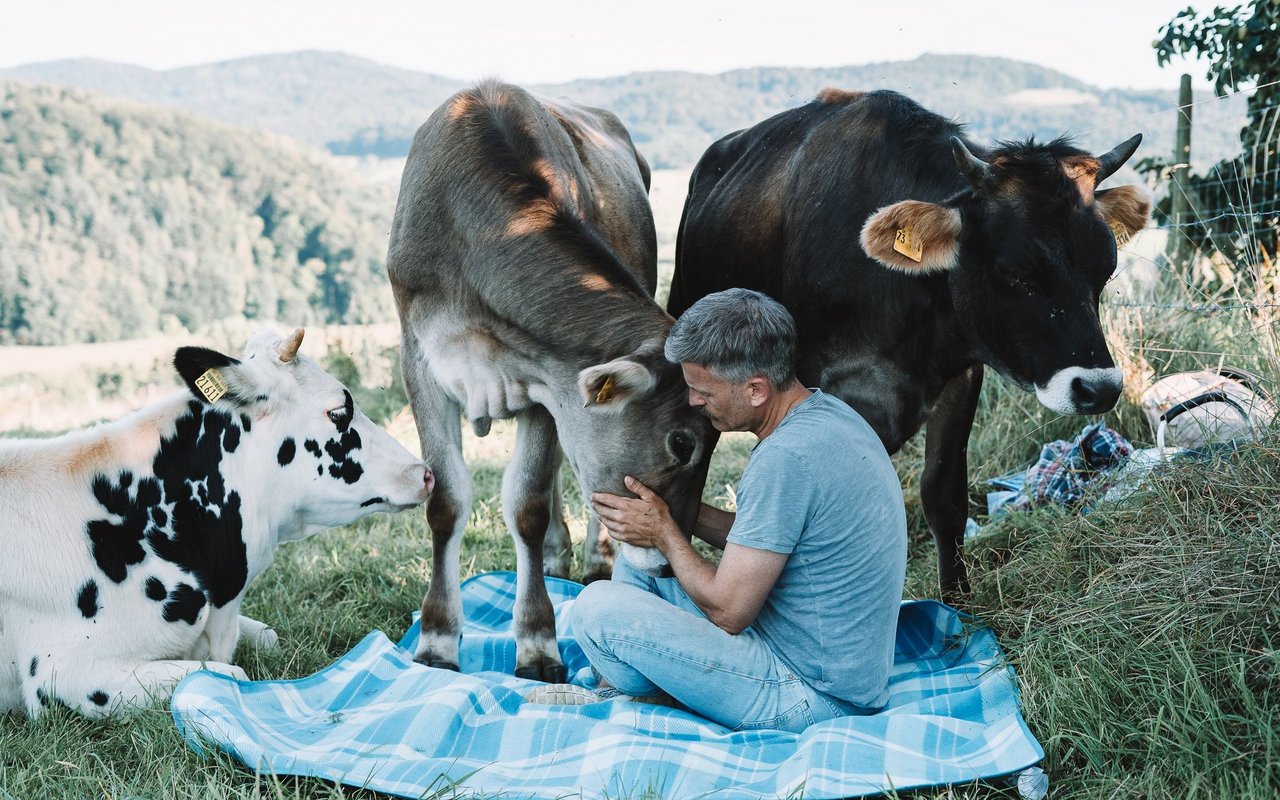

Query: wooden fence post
[{"left": 1167, "top": 74, "right": 1194, "bottom": 276}]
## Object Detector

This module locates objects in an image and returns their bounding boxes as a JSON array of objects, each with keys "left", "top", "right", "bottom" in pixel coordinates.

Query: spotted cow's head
[
  {"left": 860, "top": 135, "right": 1152, "bottom": 415},
  {"left": 174, "top": 328, "right": 433, "bottom": 537}
]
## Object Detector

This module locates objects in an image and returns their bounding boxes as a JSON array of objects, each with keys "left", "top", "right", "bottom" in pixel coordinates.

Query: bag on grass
[{"left": 1140, "top": 366, "right": 1278, "bottom": 450}]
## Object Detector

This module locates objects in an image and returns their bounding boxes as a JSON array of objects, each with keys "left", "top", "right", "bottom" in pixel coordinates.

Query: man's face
[{"left": 680, "top": 363, "right": 755, "bottom": 432}]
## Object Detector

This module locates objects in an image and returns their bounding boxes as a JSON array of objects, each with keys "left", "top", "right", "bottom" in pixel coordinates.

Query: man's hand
[
  {"left": 595, "top": 478, "right": 785, "bottom": 636},
  {"left": 590, "top": 476, "right": 681, "bottom": 552}
]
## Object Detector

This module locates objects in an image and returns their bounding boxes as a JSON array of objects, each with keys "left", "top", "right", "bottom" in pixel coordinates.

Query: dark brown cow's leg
[
  {"left": 401, "top": 329, "right": 471, "bottom": 670},
  {"left": 922, "top": 364, "right": 984, "bottom": 606},
  {"left": 503, "top": 405, "right": 567, "bottom": 683}
]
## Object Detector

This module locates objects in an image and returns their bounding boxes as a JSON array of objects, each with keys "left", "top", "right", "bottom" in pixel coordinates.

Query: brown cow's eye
[{"left": 669, "top": 431, "right": 695, "bottom": 465}]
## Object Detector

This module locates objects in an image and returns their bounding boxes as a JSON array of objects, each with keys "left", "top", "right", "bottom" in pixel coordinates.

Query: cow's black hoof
[
  {"left": 514, "top": 666, "right": 540, "bottom": 681},
  {"left": 415, "top": 657, "right": 460, "bottom": 672},
  {"left": 545, "top": 664, "right": 567, "bottom": 684}
]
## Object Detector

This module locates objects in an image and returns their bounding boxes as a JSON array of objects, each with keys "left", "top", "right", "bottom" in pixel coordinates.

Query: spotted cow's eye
[{"left": 327, "top": 408, "right": 349, "bottom": 424}]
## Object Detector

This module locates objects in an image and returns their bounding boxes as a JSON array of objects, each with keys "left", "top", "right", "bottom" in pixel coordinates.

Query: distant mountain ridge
[
  {"left": 2, "top": 51, "right": 1245, "bottom": 169},
  {"left": 0, "top": 80, "right": 396, "bottom": 345}
]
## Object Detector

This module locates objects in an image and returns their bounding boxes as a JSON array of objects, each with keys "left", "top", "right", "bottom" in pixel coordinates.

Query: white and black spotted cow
[{"left": 0, "top": 328, "right": 433, "bottom": 719}]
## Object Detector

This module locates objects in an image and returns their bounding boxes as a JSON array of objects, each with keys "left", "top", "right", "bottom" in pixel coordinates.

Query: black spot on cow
[
  {"left": 240, "top": 414, "right": 252, "bottom": 432},
  {"left": 87, "top": 471, "right": 158, "bottom": 582},
  {"left": 317, "top": 465, "right": 323, "bottom": 476},
  {"left": 324, "top": 429, "right": 364, "bottom": 484},
  {"left": 85, "top": 404, "right": 248, "bottom": 609},
  {"left": 145, "top": 577, "right": 167, "bottom": 601},
  {"left": 89, "top": 691, "right": 109, "bottom": 707},
  {"left": 304, "top": 439, "right": 322, "bottom": 458},
  {"left": 36, "top": 688, "right": 48, "bottom": 708},
  {"left": 29, "top": 656, "right": 38, "bottom": 677},
  {"left": 146, "top": 408, "right": 248, "bottom": 608},
  {"left": 77, "top": 580, "right": 100, "bottom": 618},
  {"left": 360, "top": 497, "right": 386, "bottom": 508},
  {"left": 335, "top": 390, "right": 355, "bottom": 432},
  {"left": 163, "top": 583, "right": 207, "bottom": 625},
  {"left": 278, "top": 438, "right": 296, "bottom": 466},
  {"left": 222, "top": 421, "right": 241, "bottom": 453}
]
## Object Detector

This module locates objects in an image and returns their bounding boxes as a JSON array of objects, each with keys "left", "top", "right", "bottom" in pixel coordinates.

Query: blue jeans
[{"left": 572, "top": 556, "right": 855, "bottom": 733}]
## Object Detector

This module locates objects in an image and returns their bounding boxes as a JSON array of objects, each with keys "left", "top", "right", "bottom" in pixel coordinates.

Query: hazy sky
[{"left": 2, "top": 0, "right": 1213, "bottom": 90}]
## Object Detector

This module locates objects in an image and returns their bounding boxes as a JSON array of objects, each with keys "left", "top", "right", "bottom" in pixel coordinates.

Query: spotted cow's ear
[
  {"left": 173, "top": 347, "right": 249, "bottom": 407},
  {"left": 860, "top": 200, "right": 962, "bottom": 273}
]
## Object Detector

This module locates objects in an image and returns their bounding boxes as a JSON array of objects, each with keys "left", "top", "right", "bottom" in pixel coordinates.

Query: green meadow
[{"left": 3, "top": 259, "right": 1279, "bottom": 798}]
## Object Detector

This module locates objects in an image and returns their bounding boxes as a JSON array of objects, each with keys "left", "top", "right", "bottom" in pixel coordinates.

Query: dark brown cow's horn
[
  {"left": 279, "top": 327, "right": 304, "bottom": 363},
  {"left": 950, "top": 136, "right": 995, "bottom": 191},
  {"left": 1095, "top": 134, "right": 1143, "bottom": 185}
]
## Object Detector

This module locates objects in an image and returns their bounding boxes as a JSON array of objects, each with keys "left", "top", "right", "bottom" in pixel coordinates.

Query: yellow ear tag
[
  {"left": 1109, "top": 221, "right": 1131, "bottom": 248},
  {"left": 195, "top": 368, "right": 229, "bottom": 403},
  {"left": 893, "top": 226, "right": 924, "bottom": 262},
  {"left": 594, "top": 375, "right": 616, "bottom": 404}
]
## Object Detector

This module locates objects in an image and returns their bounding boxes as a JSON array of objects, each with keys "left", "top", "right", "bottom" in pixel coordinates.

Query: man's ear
[
  {"left": 579, "top": 356, "right": 658, "bottom": 412},
  {"left": 1095, "top": 184, "right": 1152, "bottom": 246},
  {"left": 173, "top": 347, "right": 250, "bottom": 406},
  {"left": 745, "top": 376, "right": 771, "bottom": 408},
  {"left": 860, "top": 200, "right": 962, "bottom": 272}
]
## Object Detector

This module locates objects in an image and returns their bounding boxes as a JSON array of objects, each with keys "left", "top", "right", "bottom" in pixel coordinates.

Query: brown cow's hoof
[{"left": 515, "top": 662, "right": 568, "bottom": 683}]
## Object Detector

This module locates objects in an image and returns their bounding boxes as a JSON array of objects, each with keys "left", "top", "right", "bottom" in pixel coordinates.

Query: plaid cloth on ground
[
  {"left": 171, "top": 572, "right": 1045, "bottom": 799},
  {"left": 988, "top": 421, "right": 1134, "bottom": 515}
]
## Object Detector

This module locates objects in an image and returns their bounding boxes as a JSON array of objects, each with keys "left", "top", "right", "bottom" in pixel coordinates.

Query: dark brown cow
[
  {"left": 670, "top": 88, "right": 1151, "bottom": 602},
  {"left": 387, "top": 82, "right": 716, "bottom": 680}
]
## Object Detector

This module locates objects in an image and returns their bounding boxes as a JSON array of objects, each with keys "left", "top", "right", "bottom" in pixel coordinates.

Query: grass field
[{"left": 3, "top": 234, "right": 1279, "bottom": 798}]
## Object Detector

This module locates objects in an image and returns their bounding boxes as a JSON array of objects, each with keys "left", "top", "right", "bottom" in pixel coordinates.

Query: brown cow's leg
[
  {"left": 401, "top": 330, "right": 470, "bottom": 671},
  {"left": 503, "top": 405, "right": 567, "bottom": 683},
  {"left": 922, "top": 364, "right": 984, "bottom": 606}
]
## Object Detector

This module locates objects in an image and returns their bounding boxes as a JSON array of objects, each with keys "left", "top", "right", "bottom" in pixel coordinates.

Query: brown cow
[{"left": 387, "top": 82, "right": 716, "bottom": 681}]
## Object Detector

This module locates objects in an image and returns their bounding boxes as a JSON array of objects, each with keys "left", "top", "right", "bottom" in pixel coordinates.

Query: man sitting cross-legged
[{"left": 526, "top": 288, "right": 908, "bottom": 732}]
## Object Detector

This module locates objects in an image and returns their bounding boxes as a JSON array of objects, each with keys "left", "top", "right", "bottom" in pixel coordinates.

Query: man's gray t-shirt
[{"left": 727, "top": 389, "right": 906, "bottom": 710}]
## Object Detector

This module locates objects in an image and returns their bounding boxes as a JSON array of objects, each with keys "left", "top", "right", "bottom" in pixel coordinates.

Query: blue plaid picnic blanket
[{"left": 171, "top": 572, "right": 1044, "bottom": 799}]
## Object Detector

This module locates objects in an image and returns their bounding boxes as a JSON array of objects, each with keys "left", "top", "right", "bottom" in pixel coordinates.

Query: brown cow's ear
[
  {"left": 1095, "top": 184, "right": 1152, "bottom": 246},
  {"left": 578, "top": 356, "right": 658, "bottom": 412},
  {"left": 860, "top": 200, "right": 962, "bottom": 273}
]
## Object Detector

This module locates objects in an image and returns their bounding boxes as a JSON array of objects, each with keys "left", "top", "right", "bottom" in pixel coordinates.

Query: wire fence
[{"left": 1101, "top": 77, "right": 1279, "bottom": 326}]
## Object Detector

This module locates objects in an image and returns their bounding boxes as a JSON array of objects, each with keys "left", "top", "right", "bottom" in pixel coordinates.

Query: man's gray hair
[{"left": 664, "top": 288, "right": 797, "bottom": 388}]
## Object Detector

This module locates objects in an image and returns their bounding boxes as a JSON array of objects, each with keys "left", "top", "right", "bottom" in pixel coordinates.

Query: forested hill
[
  {"left": 0, "top": 80, "right": 396, "bottom": 345},
  {"left": 3, "top": 51, "right": 1244, "bottom": 169}
]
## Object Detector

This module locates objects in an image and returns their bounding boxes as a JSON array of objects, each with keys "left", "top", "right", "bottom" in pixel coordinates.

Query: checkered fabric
[
  {"left": 171, "top": 572, "right": 1044, "bottom": 799},
  {"left": 989, "top": 421, "right": 1134, "bottom": 515}
]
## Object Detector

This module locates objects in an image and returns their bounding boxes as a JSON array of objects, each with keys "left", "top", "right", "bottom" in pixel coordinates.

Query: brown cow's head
[
  {"left": 568, "top": 340, "right": 717, "bottom": 573},
  {"left": 860, "top": 135, "right": 1151, "bottom": 414}
]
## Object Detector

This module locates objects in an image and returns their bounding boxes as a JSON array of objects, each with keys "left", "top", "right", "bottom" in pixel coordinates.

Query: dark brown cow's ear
[
  {"left": 860, "top": 200, "right": 962, "bottom": 273},
  {"left": 1095, "top": 185, "right": 1152, "bottom": 246}
]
